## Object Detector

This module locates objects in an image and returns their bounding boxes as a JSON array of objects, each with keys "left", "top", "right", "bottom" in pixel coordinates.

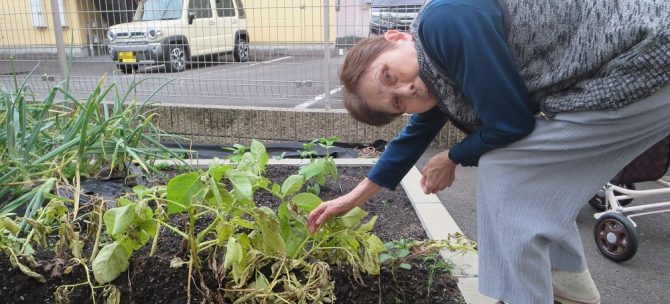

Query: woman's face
[{"left": 358, "top": 30, "right": 437, "bottom": 115}]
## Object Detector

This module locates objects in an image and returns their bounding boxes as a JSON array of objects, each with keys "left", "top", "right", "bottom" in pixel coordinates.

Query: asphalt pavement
[
  {"left": 0, "top": 47, "right": 346, "bottom": 110},
  {"left": 416, "top": 147, "right": 670, "bottom": 304}
]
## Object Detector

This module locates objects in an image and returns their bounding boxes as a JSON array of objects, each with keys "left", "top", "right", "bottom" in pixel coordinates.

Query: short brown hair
[{"left": 340, "top": 36, "right": 401, "bottom": 126}]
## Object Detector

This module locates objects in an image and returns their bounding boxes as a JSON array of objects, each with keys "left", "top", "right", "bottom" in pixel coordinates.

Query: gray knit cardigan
[{"left": 412, "top": 0, "right": 670, "bottom": 133}]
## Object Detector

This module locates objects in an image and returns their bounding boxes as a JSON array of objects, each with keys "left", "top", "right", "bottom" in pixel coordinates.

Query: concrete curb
[
  {"left": 153, "top": 158, "right": 379, "bottom": 167},
  {"left": 149, "top": 104, "right": 466, "bottom": 149},
  {"left": 401, "top": 166, "right": 495, "bottom": 304},
  {"left": 161, "top": 157, "right": 492, "bottom": 303}
]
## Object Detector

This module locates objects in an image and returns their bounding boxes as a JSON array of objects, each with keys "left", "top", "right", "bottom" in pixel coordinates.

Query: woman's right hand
[
  {"left": 307, "top": 195, "right": 362, "bottom": 233},
  {"left": 307, "top": 178, "right": 382, "bottom": 233}
]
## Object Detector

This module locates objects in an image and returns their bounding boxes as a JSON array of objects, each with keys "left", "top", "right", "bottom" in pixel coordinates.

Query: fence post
[
  {"left": 323, "top": 0, "right": 332, "bottom": 111},
  {"left": 49, "top": 0, "right": 68, "bottom": 77}
]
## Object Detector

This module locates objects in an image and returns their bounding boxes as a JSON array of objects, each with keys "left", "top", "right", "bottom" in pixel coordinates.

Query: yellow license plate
[{"left": 118, "top": 51, "right": 136, "bottom": 63}]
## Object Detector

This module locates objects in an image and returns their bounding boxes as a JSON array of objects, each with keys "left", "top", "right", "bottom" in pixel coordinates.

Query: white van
[{"left": 107, "top": 0, "right": 249, "bottom": 73}]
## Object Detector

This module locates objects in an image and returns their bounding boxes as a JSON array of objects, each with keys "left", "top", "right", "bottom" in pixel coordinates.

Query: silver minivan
[{"left": 369, "top": 0, "right": 426, "bottom": 35}]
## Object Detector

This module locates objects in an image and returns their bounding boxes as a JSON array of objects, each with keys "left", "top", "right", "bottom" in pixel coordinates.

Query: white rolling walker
[{"left": 590, "top": 136, "right": 670, "bottom": 262}]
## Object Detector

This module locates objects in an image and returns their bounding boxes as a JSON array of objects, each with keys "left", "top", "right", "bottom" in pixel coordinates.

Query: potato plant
[
  {"left": 298, "top": 136, "right": 339, "bottom": 195},
  {"left": 89, "top": 140, "right": 386, "bottom": 303}
]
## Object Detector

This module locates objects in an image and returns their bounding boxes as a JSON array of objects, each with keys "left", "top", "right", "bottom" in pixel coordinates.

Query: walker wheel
[
  {"left": 588, "top": 183, "right": 635, "bottom": 211},
  {"left": 594, "top": 212, "right": 639, "bottom": 262}
]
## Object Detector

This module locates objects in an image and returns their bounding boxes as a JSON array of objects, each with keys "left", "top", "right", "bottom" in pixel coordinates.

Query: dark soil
[{"left": 0, "top": 166, "right": 464, "bottom": 304}]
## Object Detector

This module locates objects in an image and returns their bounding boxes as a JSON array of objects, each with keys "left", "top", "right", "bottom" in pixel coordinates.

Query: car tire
[
  {"left": 117, "top": 64, "right": 138, "bottom": 74},
  {"left": 234, "top": 37, "right": 249, "bottom": 62},
  {"left": 165, "top": 44, "right": 188, "bottom": 73}
]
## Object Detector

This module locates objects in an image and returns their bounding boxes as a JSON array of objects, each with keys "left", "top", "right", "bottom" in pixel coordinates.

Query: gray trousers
[{"left": 477, "top": 85, "right": 670, "bottom": 304}]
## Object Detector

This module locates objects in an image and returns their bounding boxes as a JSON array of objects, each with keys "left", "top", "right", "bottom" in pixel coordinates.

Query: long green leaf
[
  {"left": 281, "top": 174, "right": 304, "bottom": 197},
  {"left": 291, "top": 192, "right": 322, "bottom": 213},
  {"left": 362, "top": 234, "right": 385, "bottom": 275},
  {"left": 253, "top": 207, "right": 287, "bottom": 256},
  {"left": 337, "top": 207, "right": 368, "bottom": 228},
  {"left": 18, "top": 178, "right": 56, "bottom": 231},
  {"left": 223, "top": 236, "right": 244, "bottom": 283},
  {"left": 23, "top": 90, "right": 57, "bottom": 158},
  {"left": 166, "top": 172, "right": 203, "bottom": 215},
  {"left": 278, "top": 202, "right": 308, "bottom": 259},
  {"left": 104, "top": 204, "right": 136, "bottom": 236},
  {"left": 226, "top": 170, "right": 252, "bottom": 202}
]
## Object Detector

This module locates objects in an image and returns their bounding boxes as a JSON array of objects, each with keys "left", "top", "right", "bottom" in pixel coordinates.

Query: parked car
[
  {"left": 369, "top": 0, "right": 425, "bottom": 35},
  {"left": 107, "top": 0, "right": 249, "bottom": 73}
]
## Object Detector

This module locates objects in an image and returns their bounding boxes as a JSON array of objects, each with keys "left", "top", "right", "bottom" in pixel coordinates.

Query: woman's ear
[{"left": 384, "top": 30, "right": 411, "bottom": 42}]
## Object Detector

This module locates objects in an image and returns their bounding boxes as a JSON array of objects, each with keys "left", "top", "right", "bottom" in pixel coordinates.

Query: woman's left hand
[{"left": 420, "top": 150, "right": 457, "bottom": 194}]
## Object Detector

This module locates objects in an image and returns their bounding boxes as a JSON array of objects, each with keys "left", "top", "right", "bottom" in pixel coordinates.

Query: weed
[{"left": 423, "top": 252, "right": 454, "bottom": 297}]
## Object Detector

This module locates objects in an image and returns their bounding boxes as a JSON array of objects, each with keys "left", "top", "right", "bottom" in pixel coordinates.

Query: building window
[
  {"left": 29, "top": 0, "right": 47, "bottom": 28},
  {"left": 29, "top": 0, "right": 68, "bottom": 28},
  {"left": 58, "top": 0, "right": 68, "bottom": 27}
]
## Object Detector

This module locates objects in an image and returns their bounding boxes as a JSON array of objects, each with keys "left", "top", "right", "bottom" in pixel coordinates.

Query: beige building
[
  {"left": 244, "top": 0, "right": 371, "bottom": 45},
  {"left": 0, "top": 0, "right": 105, "bottom": 56},
  {"left": 0, "top": 0, "right": 370, "bottom": 56},
  {"left": 245, "top": 0, "right": 336, "bottom": 44}
]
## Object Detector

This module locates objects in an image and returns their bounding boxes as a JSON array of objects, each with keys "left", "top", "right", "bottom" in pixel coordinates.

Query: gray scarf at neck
[{"left": 411, "top": 8, "right": 482, "bottom": 134}]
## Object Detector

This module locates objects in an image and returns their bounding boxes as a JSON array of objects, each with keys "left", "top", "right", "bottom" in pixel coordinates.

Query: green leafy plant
[
  {"left": 115, "top": 140, "right": 386, "bottom": 303},
  {"left": 92, "top": 197, "right": 158, "bottom": 284},
  {"left": 0, "top": 70, "right": 190, "bottom": 220},
  {"left": 298, "top": 136, "right": 339, "bottom": 195},
  {"left": 298, "top": 142, "right": 319, "bottom": 159},
  {"left": 380, "top": 239, "right": 414, "bottom": 271},
  {"left": 0, "top": 67, "right": 191, "bottom": 303},
  {"left": 423, "top": 252, "right": 454, "bottom": 297},
  {"left": 223, "top": 143, "right": 250, "bottom": 163},
  {"left": 379, "top": 236, "right": 477, "bottom": 297}
]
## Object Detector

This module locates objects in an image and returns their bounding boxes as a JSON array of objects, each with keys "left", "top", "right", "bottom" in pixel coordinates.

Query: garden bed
[{"left": 0, "top": 165, "right": 466, "bottom": 303}]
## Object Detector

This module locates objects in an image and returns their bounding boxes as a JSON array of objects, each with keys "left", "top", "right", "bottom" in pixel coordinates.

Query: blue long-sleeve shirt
[{"left": 368, "top": 0, "right": 535, "bottom": 190}]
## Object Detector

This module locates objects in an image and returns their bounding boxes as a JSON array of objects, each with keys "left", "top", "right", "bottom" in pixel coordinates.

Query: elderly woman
[{"left": 306, "top": 0, "right": 670, "bottom": 303}]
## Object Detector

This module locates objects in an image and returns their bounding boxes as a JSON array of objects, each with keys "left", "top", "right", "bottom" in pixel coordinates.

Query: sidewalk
[{"left": 416, "top": 147, "right": 670, "bottom": 304}]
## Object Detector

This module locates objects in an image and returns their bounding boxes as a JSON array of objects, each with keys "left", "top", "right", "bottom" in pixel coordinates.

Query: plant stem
[
  {"left": 426, "top": 266, "right": 435, "bottom": 298},
  {"left": 72, "top": 165, "right": 81, "bottom": 220},
  {"left": 191, "top": 203, "right": 218, "bottom": 213},
  {"left": 0, "top": 179, "right": 49, "bottom": 186},
  {"left": 20, "top": 229, "right": 36, "bottom": 253},
  {"left": 378, "top": 276, "right": 382, "bottom": 304},
  {"left": 187, "top": 254, "right": 193, "bottom": 304},
  {"left": 150, "top": 224, "right": 161, "bottom": 257},
  {"left": 186, "top": 209, "right": 200, "bottom": 304},
  {"left": 20, "top": 209, "right": 47, "bottom": 253},
  {"left": 89, "top": 199, "right": 105, "bottom": 261},
  {"left": 197, "top": 239, "right": 218, "bottom": 253},
  {"left": 74, "top": 258, "right": 98, "bottom": 304},
  {"left": 267, "top": 257, "right": 286, "bottom": 292},
  {"left": 196, "top": 217, "right": 220, "bottom": 242},
  {"left": 301, "top": 237, "right": 329, "bottom": 259},
  {"left": 155, "top": 219, "right": 189, "bottom": 239}
]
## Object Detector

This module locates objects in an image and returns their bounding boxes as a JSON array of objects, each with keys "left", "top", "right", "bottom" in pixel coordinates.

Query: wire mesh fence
[{"left": 0, "top": 0, "right": 409, "bottom": 110}]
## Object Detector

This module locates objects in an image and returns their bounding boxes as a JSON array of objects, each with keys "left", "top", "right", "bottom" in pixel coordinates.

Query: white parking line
[
  {"left": 244, "top": 56, "right": 292, "bottom": 67},
  {"left": 197, "top": 56, "right": 292, "bottom": 75},
  {"left": 294, "top": 86, "right": 342, "bottom": 109}
]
